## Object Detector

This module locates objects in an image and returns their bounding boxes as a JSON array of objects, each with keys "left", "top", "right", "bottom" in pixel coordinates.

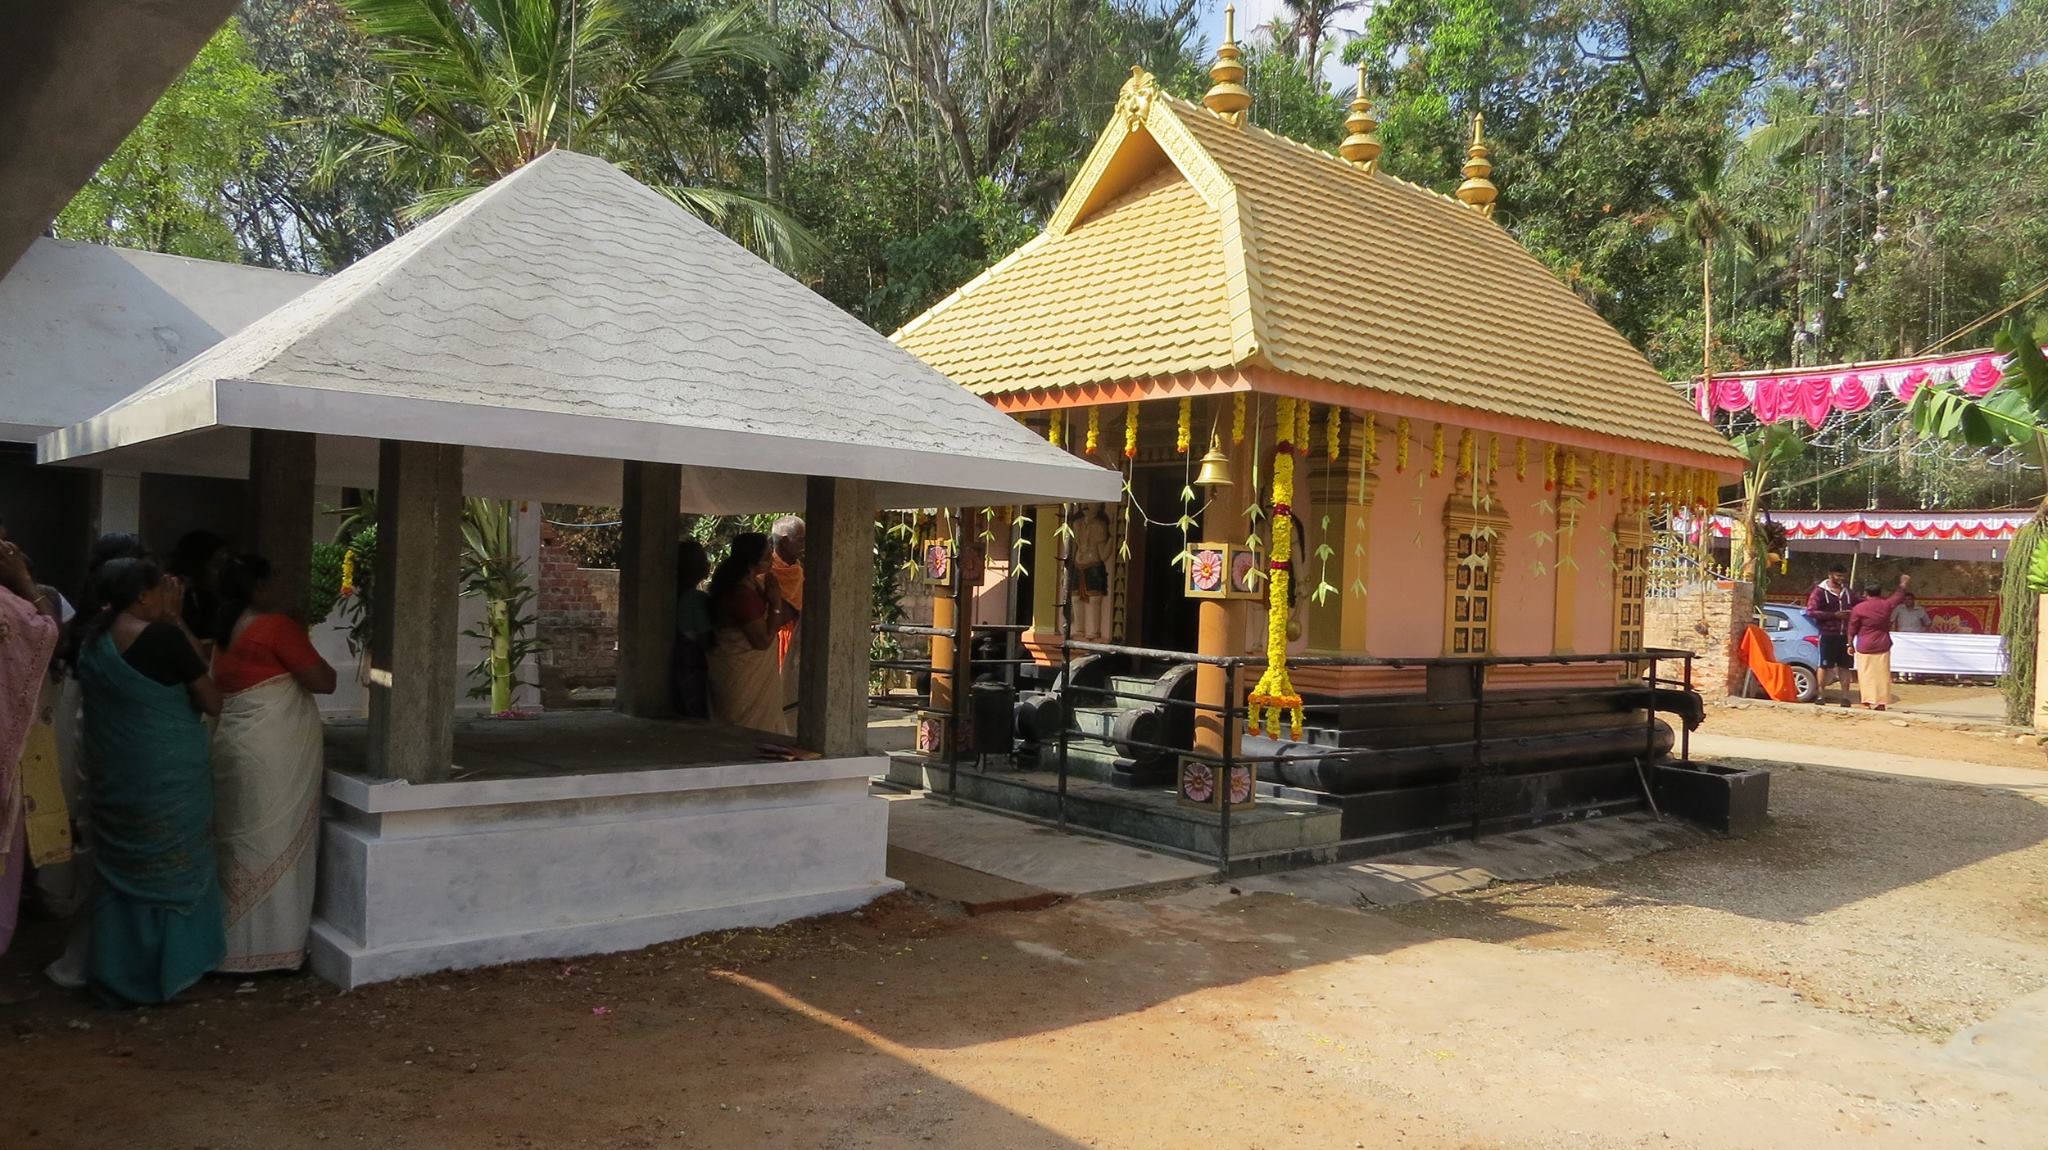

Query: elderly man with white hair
[{"left": 769, "top": 516, "right": 805, "bottom": 727}]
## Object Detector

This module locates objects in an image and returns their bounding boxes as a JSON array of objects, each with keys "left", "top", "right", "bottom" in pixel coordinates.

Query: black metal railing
[{"left": 874, "top": 614, "right": 1697, "bottom": 877}]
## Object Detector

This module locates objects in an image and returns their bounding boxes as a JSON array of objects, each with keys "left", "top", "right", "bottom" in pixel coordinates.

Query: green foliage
[
  {"left": 2002, "top": 517, "right": 2045, "bottom": 725},
  {"left": 870, "top": 518, "right": 914, "bottom": 692},
  {"left": 333, "top": 0, "right": 816, "bottom": 266},
  {"left": 55, "top": 24, "right": 279, "bottom": 259},
  {"left": 333, "top": 523, "right": 378, "bottom": 656},
  {"left": 460, "top": 499, "right": 545, "bottom": 712},
  {"left": 309, "top": 540, "right": 346, "bottom": 626}
]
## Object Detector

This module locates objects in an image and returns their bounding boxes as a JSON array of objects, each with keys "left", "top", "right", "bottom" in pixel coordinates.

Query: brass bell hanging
[{"left": 1192, "top": 434, "right": 1233, "bottom": 489}]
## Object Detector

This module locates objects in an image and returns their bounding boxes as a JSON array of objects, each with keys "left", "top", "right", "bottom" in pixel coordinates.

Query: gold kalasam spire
[
  {"left": 1203, "top": 5, "right": 1252, "bottom": 125},
  {"left": 1338, "top": 63, "right": 1381, "bottom": 170},
  {"left": 1455, "top": 112, "right": 1498, "bottom": 216}
]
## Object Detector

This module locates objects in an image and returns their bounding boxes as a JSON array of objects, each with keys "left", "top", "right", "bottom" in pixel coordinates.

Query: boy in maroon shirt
[{"left": 1804, "top": 564, "right": 1857, "bottom": 706}]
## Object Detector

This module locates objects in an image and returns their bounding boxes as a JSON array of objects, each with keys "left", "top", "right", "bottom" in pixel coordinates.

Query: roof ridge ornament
[
  {"left": 1455, "top": 112, "right": 1498, "bottom": 217},
  {"left": 1203, "top": 5, "right": 1252, "bottom": 126},
  {"left": 1117, "top": 66, "right": 1159, "bottom": 129},
  {"left": 1338, "top": 62, "right": 1381, "bottom": 171}
]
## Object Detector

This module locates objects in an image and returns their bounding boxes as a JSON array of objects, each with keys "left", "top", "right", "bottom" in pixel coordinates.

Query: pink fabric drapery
[
  {"left": 1696, "top": 349, "right": 2022, "bottom": 427},
  {"left": 1, "top": 586, "right": 60, "bottom": 953}
]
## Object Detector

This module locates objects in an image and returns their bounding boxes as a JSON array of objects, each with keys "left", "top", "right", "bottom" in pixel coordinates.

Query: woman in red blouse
[{"left": 208, "top": 555, "right": 336, "bottom": 973}]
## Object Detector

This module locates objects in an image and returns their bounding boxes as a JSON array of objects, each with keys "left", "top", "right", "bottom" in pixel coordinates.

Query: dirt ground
[
  {"left": 1708, "top": 695, "right": 2048, "bottom": 771},
  {"left": 4, "top": 759, "right": 2047, "bottom": 1150}
]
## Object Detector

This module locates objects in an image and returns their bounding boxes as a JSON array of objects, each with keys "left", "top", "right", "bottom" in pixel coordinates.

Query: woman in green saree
[{"left": 74, "top": 557, "right": 224, "bottom": 1005}]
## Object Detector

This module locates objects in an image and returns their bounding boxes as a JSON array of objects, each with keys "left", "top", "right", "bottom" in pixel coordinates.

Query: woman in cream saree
[
  {"left": 209, "top": 556, "right": 336, "bottom": 973},
  {"left": 705, "top": 533, "right": 790, "bottom": 735}
]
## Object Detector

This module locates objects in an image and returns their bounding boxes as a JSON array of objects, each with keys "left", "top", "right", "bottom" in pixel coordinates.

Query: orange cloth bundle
[{"left": 1738, "top": 625, "right": 1800, "bottom": 702}]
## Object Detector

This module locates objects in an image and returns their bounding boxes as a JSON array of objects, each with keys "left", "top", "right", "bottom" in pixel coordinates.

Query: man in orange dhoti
[{"left": 770, "top": 517, "right": 805, "bottom": 727}]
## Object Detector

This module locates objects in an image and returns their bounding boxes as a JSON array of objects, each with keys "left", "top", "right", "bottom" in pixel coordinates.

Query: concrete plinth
[{"left": 309, "top": 748, "right": 899, "bottom": 989}]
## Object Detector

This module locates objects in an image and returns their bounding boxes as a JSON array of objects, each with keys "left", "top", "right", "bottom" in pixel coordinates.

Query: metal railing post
[
  {"left": 1644, "top": 655, "right": 1659, "bottom": 764},
  {"left": 1681, "top": 653, "right": 1693, "bottom": 764},
  {"left": 1218, "top": 661, "right": 1237, "bottom": 878},
  {"left": 1468, "top": 661, "right": 1486, "bottom": 838}
]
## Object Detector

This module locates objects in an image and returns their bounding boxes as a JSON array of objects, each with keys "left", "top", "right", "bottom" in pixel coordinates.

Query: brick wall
[
  {"left": 538, "top": 522, "right": 620, "bottom": 704},
  {"left": 1646, "top": 579, "right": 1753, "bottom": 699}
]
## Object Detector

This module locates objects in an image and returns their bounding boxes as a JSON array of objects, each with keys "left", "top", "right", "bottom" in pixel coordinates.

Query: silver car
[{"left": 1753, "top": 604, "right": 1822, "bottom": 702}]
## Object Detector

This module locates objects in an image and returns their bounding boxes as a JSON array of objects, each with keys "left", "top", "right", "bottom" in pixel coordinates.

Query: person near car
[
  {"left": 1847, "top": 574, "right": 1912, "bottom": 710},
  {"left": 1804, "top": 564, "right": 1858, "bottom": 706},
  {"left": 1891, "top": 593, "right": 1931, "bottom": 633}
]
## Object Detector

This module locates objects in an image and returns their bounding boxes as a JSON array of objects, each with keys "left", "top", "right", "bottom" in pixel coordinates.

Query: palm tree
[
  {"left": 333, "top": 0, "right": 816, "bottom": 268},
  {"left": 1281, "top": 0, "right": 1362, "bottom": 74}
]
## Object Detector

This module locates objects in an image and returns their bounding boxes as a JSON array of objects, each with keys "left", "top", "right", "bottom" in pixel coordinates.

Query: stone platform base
[{"left": 309, "top": 755, "right": 899, "bottom": 990}]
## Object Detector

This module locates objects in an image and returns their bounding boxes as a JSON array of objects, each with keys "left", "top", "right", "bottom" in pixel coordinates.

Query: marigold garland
[
  {"left": 1563, "top": 450, "right": 1579, "bottom": 490},
  {"left": 1395, "top": 417, "right": 1411, "bottom": 473},
  {"left": 1516, "top": 437, "right": 1528, "bottom": 481},
  {"left": 1487, "top": 434, "right": 1499, "bottom": 480},
  {"left": 1295, "top": 400, "right": 1311, "bottom": 455},
  {"left": 1085, "top": 407, "right": 1101, "bottom": 455},
  {"left": 1231, "top": 393, "right": 1247, "bottom": 445},
  {"left": 1622, "top": 456, "right": 1636, "bottom": 501},
  {"left": 1543, "top": 443, "right": 1557, "bottom": 490},
  {"left": 1176, "top": 397, "right": 1192, "bottom": 454},
  {"left": 1124, "top": 402, "right": 1139, "bottom": 458},
  {"left": 1586, "top": 453, "right": 1601, "bottom": 501},
  {"left": 1326, "top": 405, "right": 1341, "bottom": 462},
  {"left": 1363, "top": 412, "right": 1378, "bottom": 470},
  {"left": 1429, "top": 424, "right": 1445, "bottom": 478},
  {"left": 1455, "top": 428, "right": 1473, "bottom": 478},
  {"left": 340, "top": 548, "right": 358, "bottom": 598},
  {"left": 1250, "top": 396, "right": 1304, "bottom": 740},
  {"left": 1048, "top": 413, "right": 1062, "bottom": 448}
]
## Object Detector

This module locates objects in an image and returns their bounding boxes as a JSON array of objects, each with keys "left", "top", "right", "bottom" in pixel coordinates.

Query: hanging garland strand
[
  {"left": 1429, "top": 424, "right": 1446, "bottom": 478},
  {"left": 1395, "top": 417, "right": 1411, "bottom": 473},
  {"left": 1123, "top": 402, "right": 1139, "bottom": 459},
  {"left": 1326, "top": 405, "right": 1342, "bottom": 462},
  {"left": 1516, "top": 437, "right": 1528, "bottom": 482},
  {"left": 1085, "top": 407, "right": 1100, "bottom": 455},
  {"left": 1048, "top": 411, "right": 1063, "bottom": 448},
  {"left": 1176, "top": 397, "right": 1192, "bottom": 454},
  {"left": 1363, "top": 412, "right": 1378, "bottom": 471},
  {"left": 1251, "top": 396, "right": 1305, "bottom": 740},
  {"left": 1232, "top": 393, "right": 1247, "bottom": 445}
]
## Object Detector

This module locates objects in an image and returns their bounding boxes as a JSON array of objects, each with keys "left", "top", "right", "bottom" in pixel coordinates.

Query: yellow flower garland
[
  {"left": 1048, "top": 412, "right": 1062, "bottom": 448},
  {"left": 1295, "top": 399, "right": 1310, "bottom": 451},
  {"left": 1455, "top": 428, "right": 1473, "bottom": 478},
  {"left": 1085, "top": 407, "right": 1101, "bottom": 455},
  {"left": 1516, "top": 437, "right": 1528, "bottom": 481},
  {"left": 1395, "top": 417, "right": 1411, "bottom": 473},
  {"left": 1124, "top": 402, "right": 1139, "bottom": 459},
  {"left": 1429, "top": 424, "right": 1445, "bottom": 478},
  {"left": 1563, "top": 450, "right": 1579, "bottom": 490},
  {"left": 1250, "top": 396, "right": 1304, "bottom": 739},
  {"left": 1543, "top": 443, "right": 1557, "bottom": 490},
  {"left": 1586, "top": 452, "right": 1601, "bottom": 501},
  {"left": 1363, "top": 412, "right": 1378, "bottom": 470},
  {"left": 1232, "top": 393, "right": 1247, "bottom": 445},
  {"left": 1487, "top": 434, "right": 1499, "bottom": 480},
  {"left": 340, "top": 548, "right": 357, "bottom": 597},
  {"left": 1326, "top": 405, "right": 1341, "bottom": 462},
  {"left": 1176, "top": 397, "right": 1192, "bottom": 454}
]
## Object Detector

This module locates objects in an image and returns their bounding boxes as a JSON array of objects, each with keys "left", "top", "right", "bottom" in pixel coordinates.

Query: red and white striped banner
[{"left": 1698, "top": 510, "right": 2031, "bottom": 541}]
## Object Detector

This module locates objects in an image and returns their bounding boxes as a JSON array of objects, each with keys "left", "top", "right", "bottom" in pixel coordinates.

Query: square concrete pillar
[
  {"left": 367, "top": 440, "right": 464, "bottom": 783},
  {"left": 249, "top": 429, "right": 316, "bottom": 618},
  {"left": 797, "top": 476, "right": 876, "bottom": 757},
  {"left": 616, "top": 460, "right": 680, "bottom": 718}
]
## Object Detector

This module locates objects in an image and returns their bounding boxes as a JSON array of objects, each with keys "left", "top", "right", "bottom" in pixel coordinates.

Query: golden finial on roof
[
  {"left": 1203, "top": 5, "right": 1252, "bottom": 126},
  {"left": 1455, "top": 112, "right": 1498, "bottom": 217},
  {"left": 1338, "top": 63, "right": 1382, "bottom": 170}
]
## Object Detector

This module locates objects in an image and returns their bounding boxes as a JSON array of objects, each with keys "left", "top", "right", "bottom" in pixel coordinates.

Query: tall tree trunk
[{"left": 763, "top": 0, "right": 784, "bottom": 201}]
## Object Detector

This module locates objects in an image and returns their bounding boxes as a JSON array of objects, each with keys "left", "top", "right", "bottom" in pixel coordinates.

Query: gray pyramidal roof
[{"left": 40, "top": 150, "right": 1117, "bottom": 511}]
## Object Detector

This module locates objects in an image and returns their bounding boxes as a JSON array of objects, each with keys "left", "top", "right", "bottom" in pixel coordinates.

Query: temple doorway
[{"left": 1135, "top": 465, "right": 1196, "bottom": 652}]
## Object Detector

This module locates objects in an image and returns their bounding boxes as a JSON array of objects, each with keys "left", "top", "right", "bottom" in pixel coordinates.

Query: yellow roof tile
[{"left": 894, "top": 81, "right": 1737, "bottom": 463}]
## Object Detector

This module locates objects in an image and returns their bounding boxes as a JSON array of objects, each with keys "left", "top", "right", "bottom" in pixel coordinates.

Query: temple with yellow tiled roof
[{"left": 887, "top": 12, "right": 1745, "bottom": 845}]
